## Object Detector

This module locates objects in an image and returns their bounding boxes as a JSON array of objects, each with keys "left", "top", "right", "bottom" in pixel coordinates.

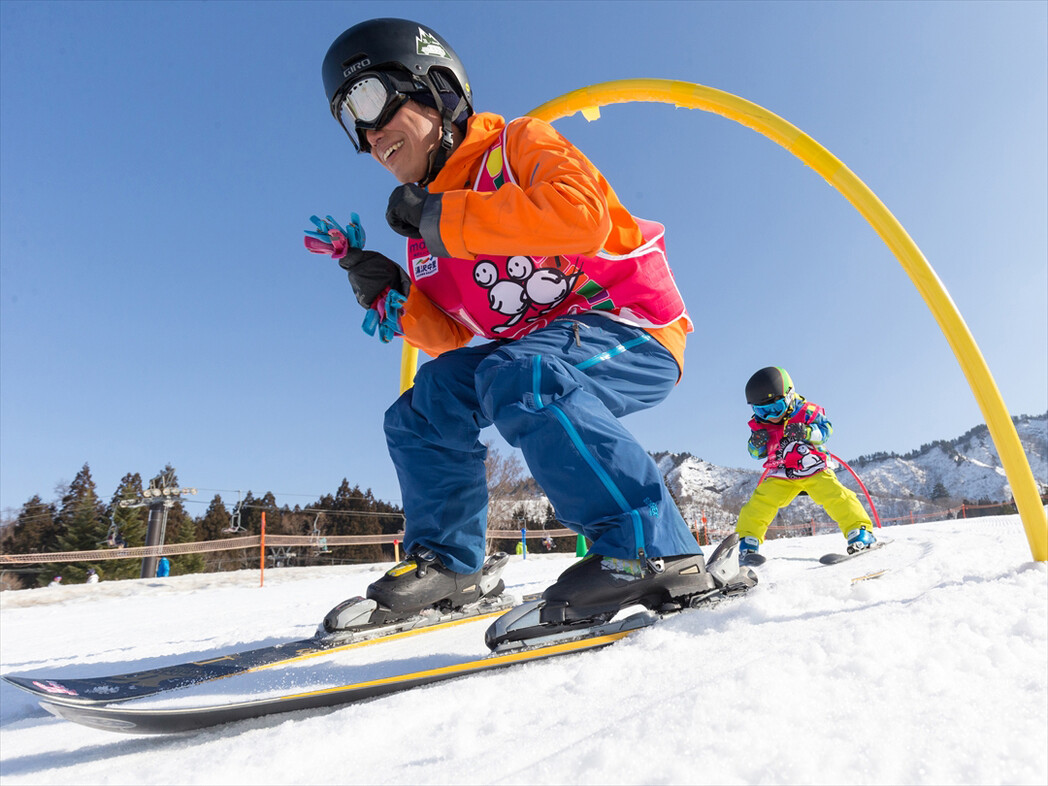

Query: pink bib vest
[
  {"left": 406, "top": 130, "right": 691, "bottom": 341},
  {"left": 751, "top": 401, "right": 830, "bottom": 479}
]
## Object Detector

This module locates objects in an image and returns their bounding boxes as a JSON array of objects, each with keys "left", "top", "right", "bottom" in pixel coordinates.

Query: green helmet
[{"left": 745, "top": 366, "right": 794, "bottom": 406}]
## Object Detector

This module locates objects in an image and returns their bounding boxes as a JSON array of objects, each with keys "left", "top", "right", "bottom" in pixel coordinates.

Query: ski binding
[{"left": 485, "top": 534, "right": 757, "bottom": 652}]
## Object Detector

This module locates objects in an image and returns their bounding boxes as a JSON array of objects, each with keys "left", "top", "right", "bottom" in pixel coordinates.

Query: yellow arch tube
[
  {"left": 398, "top": 342, "right": 418, "bottom": 396},
  {"left": 399, "top": 78, "right": 1046, "bottom": 561}
]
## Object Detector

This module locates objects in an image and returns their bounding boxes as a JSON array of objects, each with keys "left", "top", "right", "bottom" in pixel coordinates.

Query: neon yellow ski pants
[{"left": 735, "top": 470, "right": 872, "bottom": 543}]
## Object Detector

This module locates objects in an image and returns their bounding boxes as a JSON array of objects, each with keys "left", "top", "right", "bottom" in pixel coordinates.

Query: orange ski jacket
[{"left": 399, "top": 112, "right": 689, "bottom": 374}]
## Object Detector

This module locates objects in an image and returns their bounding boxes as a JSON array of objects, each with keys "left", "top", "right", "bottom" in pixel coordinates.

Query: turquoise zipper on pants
[
  {"left": 574, "top": 333, "right": 651, "bottom": 371},
  {"left": 531, "top": 353, "right": 647, "bottom": 558}
]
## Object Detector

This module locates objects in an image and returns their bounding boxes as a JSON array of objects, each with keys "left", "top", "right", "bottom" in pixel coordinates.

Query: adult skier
[
  {"left": 736, "top": 366, "right": 876, "bottom": 562},
  {"left": 311, "top": 18, "right": 711, "bottom": 629}
]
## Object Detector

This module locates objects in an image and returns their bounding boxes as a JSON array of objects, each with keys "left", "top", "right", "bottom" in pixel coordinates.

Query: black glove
[
  {"left": 386, "top": 184, "right": 428, "bottom": 238},
  {"left": 338, "top": 248, "right": 411, "bottom": 310},
  {"left": 783, "top": 422, "right": 812, "bottom": 442},
  {"left": 386, "top": 184, "right": 447, "bottom": 255}
]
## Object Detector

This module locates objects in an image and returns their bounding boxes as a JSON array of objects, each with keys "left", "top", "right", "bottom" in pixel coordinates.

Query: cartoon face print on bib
[
  {"left": 473, "top": 256, "right": 581, "bottom": 334},
  {"left": 778, "top": 439, "right": 826, "bottom": 478}
]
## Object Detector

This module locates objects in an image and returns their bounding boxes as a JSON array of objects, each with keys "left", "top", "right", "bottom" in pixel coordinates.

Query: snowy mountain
[{"left": 656, "top": 413, "right": 1047, "bottom": 530}]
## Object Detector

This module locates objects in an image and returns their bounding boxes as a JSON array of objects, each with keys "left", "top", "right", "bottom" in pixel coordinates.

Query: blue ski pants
[{"left": 384, "top": 314, "right": 701, "bottom": 574}]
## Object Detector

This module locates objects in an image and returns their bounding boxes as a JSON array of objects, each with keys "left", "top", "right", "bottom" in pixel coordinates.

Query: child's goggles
[{"left": 752, "top": 393, "right": 792, "bottom": 421}]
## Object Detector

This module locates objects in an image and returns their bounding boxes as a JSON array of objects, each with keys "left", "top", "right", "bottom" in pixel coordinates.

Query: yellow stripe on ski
[
  {"left": 247, "top": 608, "right": 511, "bottom": 672},
  {"left": 276, "top": 629, "right": 634, "bottom": 702}
]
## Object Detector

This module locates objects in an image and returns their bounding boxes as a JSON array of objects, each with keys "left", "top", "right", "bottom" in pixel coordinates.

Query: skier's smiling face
[{"left": 366, "top": 100, "right": 443, "bottom": 184}]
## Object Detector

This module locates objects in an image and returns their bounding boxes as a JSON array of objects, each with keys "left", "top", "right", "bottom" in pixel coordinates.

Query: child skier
[
  {"left": 736, "top": 366, "right": 876, "bottom": 562},
  {"left": 311, "top": 17, "right": 713, "bottom": 629}
]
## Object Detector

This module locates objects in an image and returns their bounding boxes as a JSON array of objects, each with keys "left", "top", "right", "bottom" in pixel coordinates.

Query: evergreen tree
[
  {"left": 198, "top": 495, "right": 230, "bottom": 542},
  {"left": 218, "top": 490, "right": 277, "bottom": 569},
  {"left": 238, "top": 491, "right": 279, "bottom": 535},
  {"left": 197, "top": 494, "right": 233, "bottom": 572},
  {"left": 167, "top": 504, "right": 205, "bottom": 575},
  {"left": 327, "top": 481, "right": 386, "bottom": 564},
  {"left": 4, "top": 495, "right": 59, "bottom": 555},
  {"left": 3, "top": 495, "right": 59, "bottom": 588},
  {"left": 104, "top": 473, "right": 148, "bottom": 581},
  {"left": 49, "top": 464, "right": 108, "bottom": 584}
]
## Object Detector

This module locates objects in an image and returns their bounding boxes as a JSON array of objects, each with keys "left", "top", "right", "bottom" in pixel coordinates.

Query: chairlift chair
[{"left": 223, "top": 494, "right": 247, "bottom": 534}]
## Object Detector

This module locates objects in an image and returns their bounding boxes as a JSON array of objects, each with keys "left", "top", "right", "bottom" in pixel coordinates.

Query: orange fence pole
[{"left": 260, "top": 511, "right": 266, "bottom": 588}]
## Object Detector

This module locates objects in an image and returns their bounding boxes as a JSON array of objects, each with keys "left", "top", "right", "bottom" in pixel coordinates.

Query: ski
[
  {"left": 819, "top": 540, "right": 888, "bottom": 565},
  {"left": 5, "top": 553, "right": 518, "bottom": 706},
  {"left": 4, "top": 601, "right": 514, "bottom": 705},
  {"left": 35, "top": 627, "right": 637, "bottom": 735},
  {"left": 35, "top": 577, "right": 757, "bottom": 736},
  {"left": 4, "top": 596, "right": 514, "bottom": 705},
  {"left": 18, "top": 539, "right": 758, "bottom": 734}
]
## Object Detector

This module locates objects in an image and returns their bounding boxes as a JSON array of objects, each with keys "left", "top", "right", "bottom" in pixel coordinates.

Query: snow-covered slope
[{"left": 1, "top": 515, "right": 1045, "bottom": 785}]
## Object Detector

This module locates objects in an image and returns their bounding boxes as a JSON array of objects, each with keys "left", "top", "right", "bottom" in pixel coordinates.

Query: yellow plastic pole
[
  {"left": 397, "top": 78, "right": 1045, "bottom": 561},
  {"left": 526, "top": 79, "right": 1045, "bottom": 561},
  {"left": 398, "top": 342, "right": 418, "bottom": 395}
]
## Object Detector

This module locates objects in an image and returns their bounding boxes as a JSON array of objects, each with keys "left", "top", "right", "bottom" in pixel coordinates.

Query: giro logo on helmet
[
  {"left": 416, "top": 28, "right": 450, "bottom": 59},
  {"left": 342, "top": 57, "right": 371, "bottom": 79}
]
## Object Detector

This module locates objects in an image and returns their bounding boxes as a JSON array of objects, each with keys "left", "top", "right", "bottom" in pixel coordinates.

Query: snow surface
[{"left": 1, "top": 515, "right": 1046, "bottom": 786}]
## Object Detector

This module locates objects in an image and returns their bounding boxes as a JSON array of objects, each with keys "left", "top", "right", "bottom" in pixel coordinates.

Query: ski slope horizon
[{"left": 1, "top": 515, "right": 1045, "bottom": 785}]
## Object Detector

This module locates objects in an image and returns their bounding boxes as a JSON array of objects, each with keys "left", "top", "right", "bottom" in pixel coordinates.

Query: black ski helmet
[
  {"left": 322, "top": 18, "right": 473, "bottom": 157},
  {"left": 745, "top": 366, "right": 794, "bottom": 405}
]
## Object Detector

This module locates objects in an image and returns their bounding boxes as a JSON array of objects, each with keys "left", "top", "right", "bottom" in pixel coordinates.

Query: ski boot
[
  {"left": 484, "top": 534, "right": 757, "bottom": 651},
  {"left": 536, "top": 552, "right": 714, "bottom": 625},
  {"left": 318, "top": 551, "right": 511, "bottom": 640},
  {"left": 365, "top": 548, "right": 496, "bottom": 614},
  {"left": 704, "top": 533, "right": 760, "bottom": 594},
  {"left": 738, "top": 536, "right": 765, "bottom": 566},
  {"left": 846, "top": 526, "right": 876, "bottom": 554}
]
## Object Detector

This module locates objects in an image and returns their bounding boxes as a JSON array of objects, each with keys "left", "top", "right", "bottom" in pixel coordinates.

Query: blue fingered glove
[
  {"left": 305, "top": 212, "right": 408, "bottom": 343},
  {"left": 362, "top": 289, "right": 407, "bottom": 343},
  {"left": 303, "top": 213, "right": 366, "bottom": 258}
]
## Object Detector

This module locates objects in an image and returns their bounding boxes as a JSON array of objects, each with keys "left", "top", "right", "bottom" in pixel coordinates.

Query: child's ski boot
[
  {"left": 738, "top": 536, "right": 765, "bottom": 565},
  {"left": 846, "top": 527, "right": 876, "bottom": 554}
]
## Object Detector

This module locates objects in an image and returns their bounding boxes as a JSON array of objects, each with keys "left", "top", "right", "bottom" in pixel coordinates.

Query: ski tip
[{"left": 3, "top": 674, "right": 87, "bottom": 702}]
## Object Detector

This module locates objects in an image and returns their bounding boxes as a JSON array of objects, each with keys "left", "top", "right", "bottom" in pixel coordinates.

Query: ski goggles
[
  {"left": 336, "top": 70, "right": 421, "bottom": 148},
  {"left": 752, "top": 393, "right": 793, "bottom": 421}
]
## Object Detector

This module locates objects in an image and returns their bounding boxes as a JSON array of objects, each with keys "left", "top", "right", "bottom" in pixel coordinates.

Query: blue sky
[{"left": 1, "top": 0, "right": 1045, "bottom": 518}]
